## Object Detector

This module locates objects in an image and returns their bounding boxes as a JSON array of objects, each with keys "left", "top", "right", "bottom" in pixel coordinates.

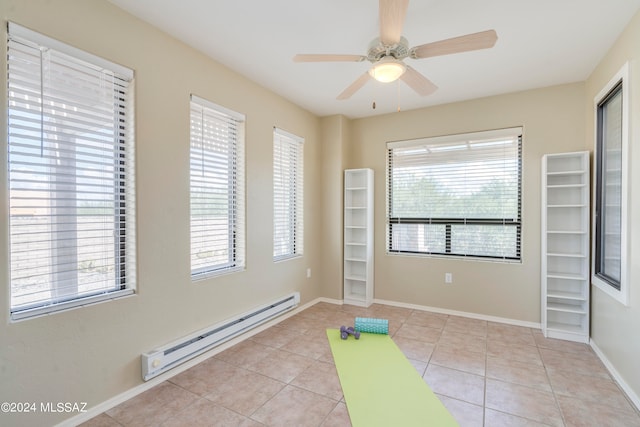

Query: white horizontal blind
[
  {"left": 190, "top": 95, "right": 245, "bottom": 278},
  {"left": 387, "top": 128, "right": 522, "bottom": 260},
  {"left": 273, "top": 128, "right": 304, "bottom": 260},
  {"left": 7, "top": 23, "right": 136, "bottom": 320}
]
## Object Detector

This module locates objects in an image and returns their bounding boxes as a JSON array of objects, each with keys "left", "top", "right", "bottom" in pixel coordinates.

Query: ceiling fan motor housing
[
  {"left": 367, "top": 36, "right": 410, "bottom": 62},
  {"left": 293, "top": 0, "right": 497, "bottom": 100}
]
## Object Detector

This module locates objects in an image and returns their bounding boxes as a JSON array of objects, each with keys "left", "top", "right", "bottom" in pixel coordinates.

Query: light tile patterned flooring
[{"left": 82, "top": 302, "right": 640, "bottom": 426}]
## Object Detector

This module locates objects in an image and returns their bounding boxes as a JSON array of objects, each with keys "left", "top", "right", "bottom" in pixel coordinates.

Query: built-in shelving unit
[
  {"left": 541, "top": 152, "right": 590, "bottom": 343},
  {"left": 344, "top": 168, "right": 374, "bottom": 307}
]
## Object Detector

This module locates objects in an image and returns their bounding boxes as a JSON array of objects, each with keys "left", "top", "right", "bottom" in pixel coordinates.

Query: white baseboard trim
[
  {"left": 314, "top": 296, "right": 344, "bottom": 306},
  {"left": 373, "top": 298, "right": 542, "bottom": 329},
  {"left": 58, "top": 296, "right": 323, "bottom": 427},
  {"left": 590, "top": 339, "right": 640, "bottom": 412},
  {"left": 64, "top": 296, "right": 638, "bottom": 427},
  {"left": 63, "top": 296, "right": 542, "bottom": 426}
]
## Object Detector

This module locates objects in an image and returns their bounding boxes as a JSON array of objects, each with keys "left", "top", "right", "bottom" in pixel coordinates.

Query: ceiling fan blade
[
  {"left": 293, "top": 54, "right": 366, "bottom": 62},
  {"left": 400, "top": 65, "right": 438, "bottom": 96},
  {"left": 411, "top": 29, "right": 498, "bottom": 59},
  {"left": 337, "top": 72, "right": 372, "bottom": 100},
  {"left": 379, "top": 0, "right": 409, "bottom": 46}
]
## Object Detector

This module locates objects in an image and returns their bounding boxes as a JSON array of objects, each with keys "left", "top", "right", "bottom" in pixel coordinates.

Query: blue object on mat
[{"left": 354, "top": 317, "right": 389, "bottom": 334}]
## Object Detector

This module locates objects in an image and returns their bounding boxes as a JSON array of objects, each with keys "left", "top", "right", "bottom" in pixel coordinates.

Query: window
[
  {"left": 593, "top": 63, "right": 628, "bottom": 305},
  {"left": 7, "top": 23, "right": 136, "bottom": 320},
  {"left": 387, "top": 128, "right": 522, "bottom": 261},
  {"left": 273, "top": 128, "right": 304, "bottom": 260},
  {"left": 190, "top": 95, "right": 245, "bottom": 278}
]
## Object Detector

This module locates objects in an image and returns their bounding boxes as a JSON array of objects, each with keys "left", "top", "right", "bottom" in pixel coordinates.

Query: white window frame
[
  {"left": 386, "top": 127, "right": 523, "bottom": 262},
  {"left": 273, "top": 127, "right": 304, "bottom": 261},
  {"left": 189, "top": 95, "right": 245, "bottom": 279},
  {"left": 592, "top": 62, "right": 629, "bottom": 306},
  {"left": 7, "top": 23, "right": 136, "bottom": 321}
]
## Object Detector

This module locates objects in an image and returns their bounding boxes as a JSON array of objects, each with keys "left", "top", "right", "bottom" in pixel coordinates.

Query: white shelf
[
  {"left": 547, "top": 252, "right": 586, "bottom": 257},
  {"left": 547, "top": 184, "right": 587, "bottom": 188},
  {"left": 546, "top": 322, "right": 585, "bottom": 334},
  {"left": 541, "top": 151, "right": 590, "bottom": 344},
  {"left": 546, "top": 302, "right": 587, "bottom": 314},
  {"left": 547, "top": 170, "right": 585, "bottom": 176},
  {"left": 344, "top": 168, "right": 374, "bottom": 307},
  {"left": 546, "top": 272, "right": 586, "bottom": 281},
  {"left": 547, "top": 290, "right": 586, "bottom": 301}
]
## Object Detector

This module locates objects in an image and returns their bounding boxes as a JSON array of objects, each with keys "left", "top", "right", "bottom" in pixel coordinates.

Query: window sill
[
  {"left": 191, "top": 265, "right": 245, "bottom": 283},
  {"left": 592, "top": 275, "right": 629, "bottom": 306},
  {"left": 10, "top": 289, "right": 135, "bottom": 322},
  {"left": 274, "top": 254, "right": 303, "bottom": 263},
  {"left": 386, "top": 250, "right": 522, "bottom": 264}
]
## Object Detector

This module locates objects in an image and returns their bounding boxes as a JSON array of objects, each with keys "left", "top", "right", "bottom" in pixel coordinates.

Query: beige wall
[
  {"left": 348, "top": 83, "right": 586, "bottom": 322},
  {"left": 0, "top": 1, "right": 321, "bottom": 425},
  {"left": 319, "top": 115, "right": 352, "bottom": 300},
  {"left": 2, "top": 1, "right": 639, "bottom": 425},
  {"left": 585, "top": 10, "right": 640, "bottom": 405}
]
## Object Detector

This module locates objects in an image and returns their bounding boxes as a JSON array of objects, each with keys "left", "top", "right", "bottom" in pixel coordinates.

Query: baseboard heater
[{"left": 141, "top": 292, "right": 300, "bottom": 381}]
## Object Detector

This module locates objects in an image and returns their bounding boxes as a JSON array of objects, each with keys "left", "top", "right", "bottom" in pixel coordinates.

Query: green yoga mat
[{"left": 327, "top": 329, "right": 458, "bottom": 427}]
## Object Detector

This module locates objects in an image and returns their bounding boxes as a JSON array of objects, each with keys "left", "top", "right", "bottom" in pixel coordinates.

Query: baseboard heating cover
[{"left": 141, "top": 292, "right": 300, "bottom": 381}]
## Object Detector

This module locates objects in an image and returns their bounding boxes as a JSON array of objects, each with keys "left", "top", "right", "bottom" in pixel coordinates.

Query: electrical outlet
[
  {"left": 306, "top": 268, "right": 311, "bottom": 279},
  {"left": 445, "top": 273, "right": 452, "bottom": 284}
]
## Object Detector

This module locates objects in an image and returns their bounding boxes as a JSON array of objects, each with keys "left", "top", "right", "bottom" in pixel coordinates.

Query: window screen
[
  {"left": 387, "top": 128, "right": 522, "bottom": 261},
  {"left": 595, "top": 81, "right": 623, "bottom": 290},
  {"left": 273, "top": 128, "right": 304, "bottom": 260},
  {"left": 7, "top": 23, "right": 136, "bottom": 320},
  {"left": 190, "top": 95, "right": 245, "bottom": 278}
]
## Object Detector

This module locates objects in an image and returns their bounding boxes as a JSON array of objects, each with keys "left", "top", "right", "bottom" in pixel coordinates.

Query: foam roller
[{"left": 354, "top": 317, "right": 389, "bottom": 334}]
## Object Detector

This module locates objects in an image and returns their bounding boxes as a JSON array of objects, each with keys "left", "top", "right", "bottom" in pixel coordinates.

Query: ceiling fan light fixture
[{"left": 369, "top": 56, "right": 406, "bottom": 83}]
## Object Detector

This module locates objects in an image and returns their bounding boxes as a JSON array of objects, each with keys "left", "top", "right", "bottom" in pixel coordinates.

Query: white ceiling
[{"left": 108, "top": 0, "right": 640, "bottom": 119}]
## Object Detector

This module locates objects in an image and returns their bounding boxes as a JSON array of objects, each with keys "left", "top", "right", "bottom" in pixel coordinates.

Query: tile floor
[{"left": 81, "top": 302, "right": 640, "bottom": 426}]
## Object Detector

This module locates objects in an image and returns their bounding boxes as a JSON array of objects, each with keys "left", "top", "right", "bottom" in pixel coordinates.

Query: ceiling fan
[{"left": 293, "top": 0, "right": 498, "bottom": 100}]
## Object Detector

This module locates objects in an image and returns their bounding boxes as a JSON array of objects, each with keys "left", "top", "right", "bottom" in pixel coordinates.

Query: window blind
[
  {"left": 387, "top": 128, "right": 522, "bottom": 261},
  {"left": 190, "top": 95, "right": 245, "bottom": 278},
  {"left": 7, "top": 23, "right": 136, "bottom": 320},
  {"left": 273, "top": 128, "right": 304, "bottom": 260}
]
